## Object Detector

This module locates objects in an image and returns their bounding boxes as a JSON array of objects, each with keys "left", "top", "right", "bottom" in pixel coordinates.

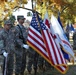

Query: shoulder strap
[
  {"left": 17, "top": 25, "right": 23, "bottom": 35},
  {"left": 17, "top": 25, "right": 26, "bottom": 44},
  {"left": 17, "top": 25, "right": 24, "bottom": 39}
]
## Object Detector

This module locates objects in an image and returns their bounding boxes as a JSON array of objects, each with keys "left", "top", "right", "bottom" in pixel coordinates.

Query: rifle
[{"left": 3, "top": 56, "right": 8, "bottom": 75}]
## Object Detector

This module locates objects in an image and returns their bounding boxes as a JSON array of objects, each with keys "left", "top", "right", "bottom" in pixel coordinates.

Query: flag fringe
[{"left": 27, "top": 41, "right": 69, "bottom": 74}]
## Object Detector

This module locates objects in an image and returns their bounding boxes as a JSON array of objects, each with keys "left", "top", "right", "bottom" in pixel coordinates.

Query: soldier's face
[
  {"left": 5, "top": 24, "right": 11, "bottom": 30},
  {"left": 19, "top": 19, "right": 25, "bottom": 24}
]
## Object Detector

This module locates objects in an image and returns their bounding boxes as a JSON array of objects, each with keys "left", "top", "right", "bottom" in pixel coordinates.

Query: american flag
[
  {"left": 27, "top": 12, "right": 68, "bottom": 74},
  {"left": 27, "top": 13, "right": 49, "bottom": 62}
]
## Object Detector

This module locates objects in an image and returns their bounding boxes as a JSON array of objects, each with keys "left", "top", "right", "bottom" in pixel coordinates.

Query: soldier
[
  {"left": 37, "top": 55, "right": 44, "bottom": 70},
  {"left": 73, "top": 31, "right": 76, "bottom": 50},
  {"left": 15, "top": 15, "right": 29, "bottom": 75},
  {"left": 27, "top": 47, "right": 39, "bottom": 74},
  {"left": 0, "top": 20, "right": 16, "bottom": 75},
  {"left": 0, "top": 26, "right": 4, "bottom": 74}
]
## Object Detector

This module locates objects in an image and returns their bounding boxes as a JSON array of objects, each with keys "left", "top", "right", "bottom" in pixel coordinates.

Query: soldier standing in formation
[
  {"left": 0, "top": 20, "right": 16, "bottom": 75},
  {"left": 73, "top": 31, "right": 76, "bottom": 50},
  {"left": 15, "top": 15, "right": 29, "bottom": 75},
  {"left": 27, "top": 47, "right": 39, "bottom": 74}
]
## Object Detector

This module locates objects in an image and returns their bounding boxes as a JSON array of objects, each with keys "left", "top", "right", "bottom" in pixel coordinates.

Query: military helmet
[{"left": 4, "top": 20, "right": 12, "bottom": 25}]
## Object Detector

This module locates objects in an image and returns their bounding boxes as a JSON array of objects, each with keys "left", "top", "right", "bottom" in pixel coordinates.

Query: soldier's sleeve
[
  {"left": 23, "top": 28, "right": 28, "bottom": 43},
  {"left": 0, "top": 31, "right": 5, "bottom": 54},
  {"left": 15, "top": 26, "right": 24, "bottom": 47},
  {"left": 73, "top": 32, "right": 76, "bottom": 40}
]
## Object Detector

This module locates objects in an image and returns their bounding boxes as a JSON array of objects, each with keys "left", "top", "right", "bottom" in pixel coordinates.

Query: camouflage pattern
[
  {"left": 38, "top": 56, "right": 54, "bottom": 71},
  {"left": 0, "top": 27, "right": 16, "bottom": 75},
  {"left": 27, "top": 47, "right": 39, "bottom": 74},
  {"left": 73, "top": 32, "right": 76, "bottom": 50},
  {"left": 44, "top": 60, "right": 54, "bottom": 70},
  {"left": 37, "top": 55, "right": 44, "bottom": 70},
  {"left": 15, "top": 24, "right": 28, "bottom": 75},
  {"left": 0, "top": 27, "right": 4, "bottom": 74}
]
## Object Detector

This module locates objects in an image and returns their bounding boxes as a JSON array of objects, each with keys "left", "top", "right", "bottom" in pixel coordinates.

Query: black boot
[
  {"left": 7, "top": 72, "right": 13, "bottom": 75},
  {"left": 20, "top": 72, "right": 24, "bottom": 75},
  {"left": 15, "top": 73, "right": 20, "bottom": 75},
  {"left": 28, "top": 70, "right": 31, "bottom": 74}
]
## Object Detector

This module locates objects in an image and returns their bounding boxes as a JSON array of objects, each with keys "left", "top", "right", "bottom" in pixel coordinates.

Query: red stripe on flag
[{"left": 62, "top": 40, "right": 72, "bottom": 48}]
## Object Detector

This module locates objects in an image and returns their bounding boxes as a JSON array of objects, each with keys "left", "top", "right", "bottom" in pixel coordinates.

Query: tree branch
[{"left": 14, "top": 6, "right": 41, "bottom": 15}]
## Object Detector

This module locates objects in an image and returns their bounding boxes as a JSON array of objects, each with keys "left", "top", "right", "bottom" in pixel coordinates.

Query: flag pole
[{"left": 32, "top": 1, "right": 39, "bottom": 75}]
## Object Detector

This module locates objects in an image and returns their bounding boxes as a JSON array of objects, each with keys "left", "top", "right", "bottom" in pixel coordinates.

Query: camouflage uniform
[
  {"left": 73, "top": 32, "right": 76, "bottom": 50},
  {"left": 0, "top": 27, "right": 4, "bottom": 73},
  {"left": 38, "top": 55, "right": 44, "bottom": 70},
  {"left": 38, "top": 56, "right": 54, "bottom": 71},
  {"left": 15, "top": 24, "right": 28, "bottom": 75},
  {"left": 44, "top": 60, "right": 54, "bottom": 70},
  {"left": 27, "top": 47, "right": 39, "bottom": 74},
  {"left": 0, "top": 27, "right": 16, "bottom": 75}
]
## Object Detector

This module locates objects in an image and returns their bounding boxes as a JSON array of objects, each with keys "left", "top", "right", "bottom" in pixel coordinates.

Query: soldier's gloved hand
[
  {"left": 22, "top": 44, "right": 29, "bottom": 49},
  {"left": 3, "top": 52, "right": 8, "bottom": 57}
]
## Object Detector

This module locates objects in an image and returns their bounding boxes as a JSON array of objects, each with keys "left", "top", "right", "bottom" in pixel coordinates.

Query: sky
[{"left": 13, "top": 0, "right": 32, "bottom": 21}]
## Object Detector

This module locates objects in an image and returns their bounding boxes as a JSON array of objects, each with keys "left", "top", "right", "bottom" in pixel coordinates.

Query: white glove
[
  {"left": 22, "top": 44, "right": 29, "bottom": 49},
  {"left": 3, "top": 52, "right": 8, "bottom": 57}
]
